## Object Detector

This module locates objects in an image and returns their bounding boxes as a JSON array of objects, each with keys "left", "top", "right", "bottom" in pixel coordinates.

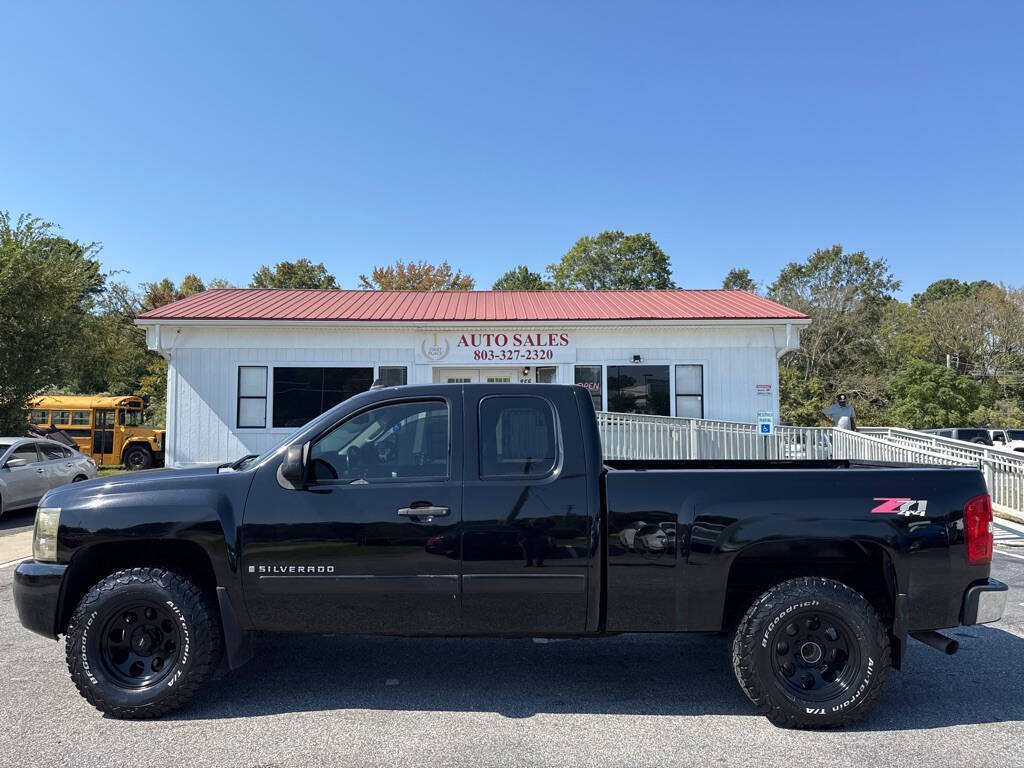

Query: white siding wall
[{"left": 154, "top": 323, "right": 796, "bottom": 466}]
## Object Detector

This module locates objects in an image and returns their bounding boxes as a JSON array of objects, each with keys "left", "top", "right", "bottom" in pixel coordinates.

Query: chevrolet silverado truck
[{"left": 14, "top": 384, "right": 1008, "bottom": 727}]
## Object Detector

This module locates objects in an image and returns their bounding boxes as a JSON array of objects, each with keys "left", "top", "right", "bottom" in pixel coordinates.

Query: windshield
[{"left": 0, "top": 443, "right": 10, "bottom": 455}]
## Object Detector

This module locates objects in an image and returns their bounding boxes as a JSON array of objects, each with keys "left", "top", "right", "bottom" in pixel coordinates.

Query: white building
[{"left": 136, "top": 289, "right": 809, "bottom": 466}]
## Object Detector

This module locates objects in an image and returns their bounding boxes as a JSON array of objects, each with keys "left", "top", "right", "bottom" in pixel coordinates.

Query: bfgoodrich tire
[
  {"left": 66, "top": 568, "right": 222, "bottom": 718},
  {"left": 732, "top": 577, "right": 890, "bottom": 729}
]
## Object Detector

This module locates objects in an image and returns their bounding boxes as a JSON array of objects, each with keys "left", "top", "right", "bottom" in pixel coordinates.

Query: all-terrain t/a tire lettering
[
  {"left": 65, "top": 568, "right": 222, "bottom": 718},
  {"left": 731, "top": 577, "right": 890, "bottom": 729}
]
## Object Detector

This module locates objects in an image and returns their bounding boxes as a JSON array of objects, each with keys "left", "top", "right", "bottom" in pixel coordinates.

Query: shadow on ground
[{"left": 167, "top": 624, "right": 1024, "bottom": 730}]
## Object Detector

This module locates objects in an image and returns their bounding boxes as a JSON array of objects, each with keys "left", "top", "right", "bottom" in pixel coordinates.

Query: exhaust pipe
[{"left": 910, "top": 630, "right": 959, "bottom": 655}]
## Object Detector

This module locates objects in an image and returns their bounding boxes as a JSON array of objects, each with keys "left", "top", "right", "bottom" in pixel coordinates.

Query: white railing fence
[
  {"left": 596, "top": 412, "right": 1023, "bottom": 517},
  {"left": 595, "top": 412, "right": 833, "bottom": 461}
]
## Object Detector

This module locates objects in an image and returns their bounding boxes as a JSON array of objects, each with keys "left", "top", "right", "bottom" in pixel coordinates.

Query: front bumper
[
  {"left": 13, "top": 560, "right": 67, "bottom": 639},
  {"left": 962, "top": 578, "right": 1008, "bottom": 625}
]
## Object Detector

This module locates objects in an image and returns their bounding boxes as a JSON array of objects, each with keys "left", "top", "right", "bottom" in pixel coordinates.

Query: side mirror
[
  {"left": 4, "top": 458, "right": 27, "bottom": 468},
  {"left": 277, "top": 443, "right": 307, "bottom": 490}
]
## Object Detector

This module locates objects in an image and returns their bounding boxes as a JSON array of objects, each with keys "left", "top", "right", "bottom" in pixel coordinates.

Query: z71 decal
[{"left": 872, "top": 497, "right": 928, "bottom": 516}]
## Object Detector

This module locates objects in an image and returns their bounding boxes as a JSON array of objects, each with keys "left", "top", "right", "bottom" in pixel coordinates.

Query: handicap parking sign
[{"left": 757, "top": 411, "right": 774, "bottom": 436}]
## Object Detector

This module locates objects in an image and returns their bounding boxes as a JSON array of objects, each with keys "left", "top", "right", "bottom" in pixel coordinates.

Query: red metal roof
[{"left": 137, "top": 289, "right": 807, "bottom": 322}]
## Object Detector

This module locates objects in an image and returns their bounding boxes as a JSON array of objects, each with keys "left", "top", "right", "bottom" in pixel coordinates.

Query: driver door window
[{"left": 309, "top": 400, "right": 449, "bottom": 483}]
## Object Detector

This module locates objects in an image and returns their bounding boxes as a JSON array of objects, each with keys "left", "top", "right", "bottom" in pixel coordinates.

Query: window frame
[
  {"left": 237, "top": 365, "right": 268, "bottom": 429},
  {"left": 233, "top": 361, "right": 415, "bottom": 433},
  {"left": 307, "top": 397, "right": 452, "bottom": 485},
  {"left": 377, "top": 366, "right": 408, "bottom": 387},
  {"left": 477, "top": 394, "right": 562, "bottom": 482},
  {"left": 674, "top": 363, "right": 705, "bottom": 419},
  {"left": 70, "top": 410, "right": 91, "bottom": 426},
  {"left": 574, "top": 364, "right": 605, "bottom": 412}
]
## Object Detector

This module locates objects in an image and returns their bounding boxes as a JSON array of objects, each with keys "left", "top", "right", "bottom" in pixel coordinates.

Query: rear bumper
[
  {"left": 13, "top": 561, "right": 67, "bottom": 639},
  {"left": 961, "top": 578, "right": 1008, "bottom": 625}
]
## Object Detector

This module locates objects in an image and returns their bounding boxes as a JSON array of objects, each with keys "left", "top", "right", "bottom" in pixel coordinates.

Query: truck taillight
[{"left": 964, "top": 494, "right": 993, "bottom": 564}]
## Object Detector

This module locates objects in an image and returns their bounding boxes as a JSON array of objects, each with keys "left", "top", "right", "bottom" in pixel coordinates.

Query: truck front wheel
[
  {"left": 731, "top": 577, "right": 890, "bottom": 729},
  {"left": 65, "top": 568, "right": 222, "bottom": 719}
]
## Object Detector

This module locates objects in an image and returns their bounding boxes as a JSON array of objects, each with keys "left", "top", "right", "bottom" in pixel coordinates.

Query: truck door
[
  {"left": 240, "top": 394, "right": 463, "bottom": 634},
  {"left": 460, "top": 386, "right": 596, "bottom": 634}
]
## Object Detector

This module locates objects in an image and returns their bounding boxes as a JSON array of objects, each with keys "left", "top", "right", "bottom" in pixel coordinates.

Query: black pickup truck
[{"left": 14, "top": 384, "right": 1007, "bottom": 727}]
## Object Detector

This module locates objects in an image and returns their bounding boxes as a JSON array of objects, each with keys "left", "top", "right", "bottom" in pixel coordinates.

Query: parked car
[
  {"left": 0, "top": 438, "right": 97, "bottom": 517},
  {"left": 989, "top": 429, "right": 1024, "bottom": 453},
  {"left": 922, "top": 427, "right": 993, "bottom": 445},
  {"left": 14, "top": 384, "right": 1006, "bottom": 728}
]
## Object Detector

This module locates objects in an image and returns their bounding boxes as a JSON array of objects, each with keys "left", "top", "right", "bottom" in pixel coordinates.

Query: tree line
[{"left": 2, "top": 210, "right": 1021, "bottom": 434}]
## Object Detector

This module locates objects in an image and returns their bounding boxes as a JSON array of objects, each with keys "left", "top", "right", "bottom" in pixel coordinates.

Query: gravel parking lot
[{"left": 2, "top": 510, "right": 1023, "bottom": 768}]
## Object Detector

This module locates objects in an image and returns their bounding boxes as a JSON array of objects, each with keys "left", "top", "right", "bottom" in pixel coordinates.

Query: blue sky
[{"left": 2, "top": 2, "right": 1021, "bottom": 297}]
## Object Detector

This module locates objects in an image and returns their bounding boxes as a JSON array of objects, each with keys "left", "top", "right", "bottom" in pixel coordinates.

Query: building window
[
  {"left": 272, "top": 367, "right": 374, "bottom": 428},
  {"left": 675, "top": 365, "right": 704, "bottom": 418},
  {"left": 29, "top": 409, "right": 49, "bottom": 424},
  {"left": 237, "top": 366, "right": 268, "bottom": 428},
  {"left": 485, "top": 375, "right": 512, "bottom": 383},
  {"left": 535, "top": 366, "right": 557, "bottom": 383},
  {"left": 606, "top": 366, "right": 670, "bottom": 416},
  {"left": 71, "top": 410, "right": 90, "bottom": 426},
  {"left": 574, "top": 365, "right": 603, "bottom": 412},
  {"left": 378, "top": 366, "right": 408, "bottom": 387},
  {"left": 50, "top": 410, "right": 71, "bottom": 425},
  {"left": 479, "top": 395, "right": 557, "bottom": 478}
]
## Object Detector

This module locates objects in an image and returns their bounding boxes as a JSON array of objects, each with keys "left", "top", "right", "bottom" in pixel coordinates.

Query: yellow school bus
[{"left": 27, "top": 395, "right": 165, "bottom": 469}]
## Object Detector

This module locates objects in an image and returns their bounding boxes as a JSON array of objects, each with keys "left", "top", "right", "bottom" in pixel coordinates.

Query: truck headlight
[{"left": 33, "top": 507, "right": 61, "bottom": 562}]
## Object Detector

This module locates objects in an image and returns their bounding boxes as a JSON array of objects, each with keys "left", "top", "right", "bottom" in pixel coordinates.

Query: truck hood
[{"left": 40, "top": 465, "right": 222, "bottom": 508}]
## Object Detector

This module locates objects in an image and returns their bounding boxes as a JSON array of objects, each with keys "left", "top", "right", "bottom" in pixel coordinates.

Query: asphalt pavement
[{"left": 1, "top": 513, "right": 1023, "bottom": 768}]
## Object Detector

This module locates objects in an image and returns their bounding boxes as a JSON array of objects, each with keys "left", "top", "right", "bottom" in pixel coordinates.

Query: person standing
[{"left": 823, "top": 394, "right": 857, "bottom": 431}]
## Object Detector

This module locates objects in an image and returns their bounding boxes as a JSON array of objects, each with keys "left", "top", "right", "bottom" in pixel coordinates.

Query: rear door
[
  {"left": 460, "top": 386, "right": 596, "bottom": 634},
  {"left": 38, "top": 442, "right": 75, "bottom": 490}
]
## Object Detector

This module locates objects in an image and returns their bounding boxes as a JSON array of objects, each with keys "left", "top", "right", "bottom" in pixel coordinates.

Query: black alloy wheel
[
  {"left": 100, "top": 601, "right": 183, "bottom": 688},
  {"left": 766, "top": 609, "right": 861, "bottom": 702}
]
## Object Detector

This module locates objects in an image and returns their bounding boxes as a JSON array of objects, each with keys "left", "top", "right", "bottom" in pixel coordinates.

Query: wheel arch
[
  {"left": 722, "top": 538, "right": 899, "bottom": 646},
  {"left": 57, "top": 539, "right": 219, "bottom": 636}
]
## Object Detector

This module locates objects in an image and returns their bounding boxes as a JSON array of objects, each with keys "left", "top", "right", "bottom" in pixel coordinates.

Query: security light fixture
[
  {"left": 522, "top": 366, "right": 531, "bottom": 376},
  {"left": 631, "top": 355, "right": 643, "bottom": 364}
]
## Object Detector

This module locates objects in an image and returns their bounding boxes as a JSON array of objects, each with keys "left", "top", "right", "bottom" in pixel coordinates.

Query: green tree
[
  {"left": 359, "top": 260, "right": 474, "bottom": 290},
  {"left": 492, "top": 265, "right": 549, "bottom": 290},
  {"left": 911, "top": 278, "right": 997, "bottom": 307},
  {"left": 722, "top": 267, "right": 759, "bottom": 293},
  {"left": 886, "top": 360, "right": 983, "bottom": 429},
  {"left": 0, "top": 212, "right": 105, "bottom": 432},
  {"left": 547, "top": 231, "right": 674, "bottom": 290},
  {"left": 770, "top": 245, "right": 900, "bottom": 386},
  {"left": 778, "top": 366, "right": 829, "bottom": 426},
  {"left": 251, "top": 259, "right": 338, "bottom": 289},
  {"left": 141, "top": 272, "right": 209, "bottom": 311}
]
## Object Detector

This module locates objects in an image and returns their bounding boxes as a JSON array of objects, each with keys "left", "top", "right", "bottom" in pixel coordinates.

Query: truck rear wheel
[
  {"left": 123, "top": 445, "right": 153, "bottom": 470},
  {"left": 65, "top": 568, "right": 222, "bottom": 719},
  {"left": 731, "top": 577, "right": 890, "bottom": 729}
]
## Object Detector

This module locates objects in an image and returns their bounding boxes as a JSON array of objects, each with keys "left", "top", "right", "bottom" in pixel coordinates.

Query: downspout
[{"left": 151, "top": 325, "right": 182, "bottom": 466}]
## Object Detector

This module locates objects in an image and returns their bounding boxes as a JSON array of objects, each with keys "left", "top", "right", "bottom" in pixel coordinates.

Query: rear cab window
[{"left": 478, "top": 395, "right": 559, "bottom": 478}]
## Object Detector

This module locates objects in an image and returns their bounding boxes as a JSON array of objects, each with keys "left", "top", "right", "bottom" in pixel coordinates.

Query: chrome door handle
[
  {"left": 397, "top": 506, "right": 449, "bottom": 518},
  {"left": 35, "top": 468, "right": 45, "bottom": 474}
]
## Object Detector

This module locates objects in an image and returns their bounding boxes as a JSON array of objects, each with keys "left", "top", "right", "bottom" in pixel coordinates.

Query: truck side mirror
[{"left": 277, "top": 443, "right": 308, "bottom": 490}]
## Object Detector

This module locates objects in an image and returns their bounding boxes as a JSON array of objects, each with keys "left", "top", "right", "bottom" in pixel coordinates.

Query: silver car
[{"left": 0, "top": 437, "right": 98, "bottom": 517}]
